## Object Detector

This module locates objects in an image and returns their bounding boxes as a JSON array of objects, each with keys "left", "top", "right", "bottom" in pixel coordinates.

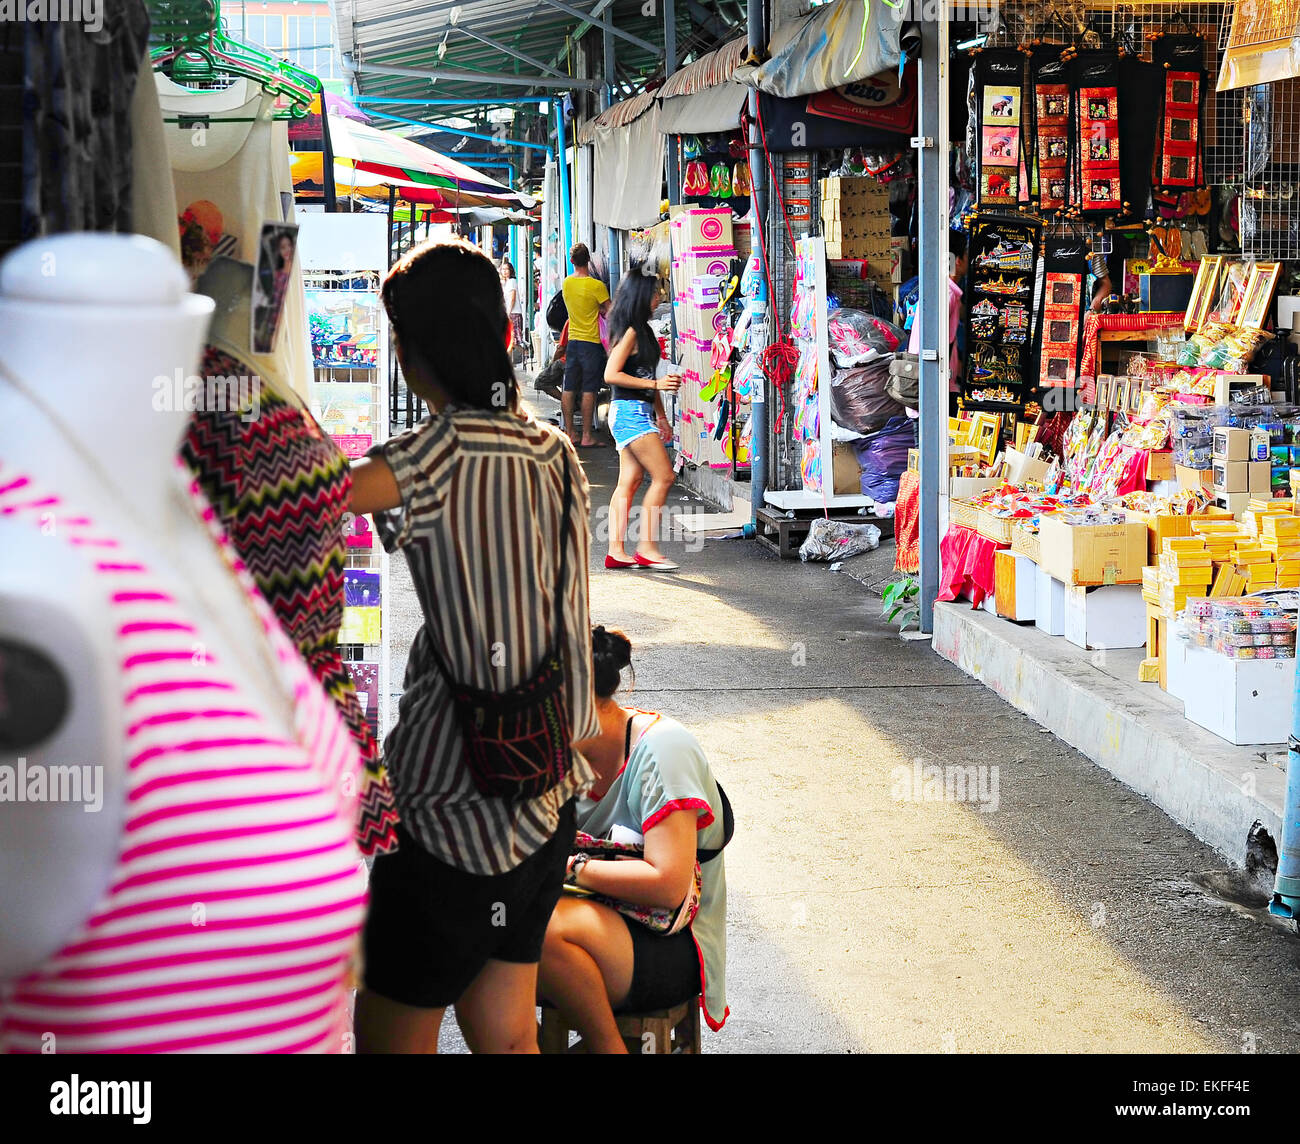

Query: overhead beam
[
  {"left": 534, "top": 0, "right": 658, "bottom": 53},
  {"left": 360, "top": 15, "right": 574, "bottom": 57},
  {"left": 356, "top": 1, "right": 471, "bottom": 32},
  {"left": 454, "top": 25, "right": 569, "bottom": 78},
  {"left": 538, "top": 0, "right": 615, "bottom": 78},
  {"left": 345, "top": 56, "right": 599, "bottom": 90}
]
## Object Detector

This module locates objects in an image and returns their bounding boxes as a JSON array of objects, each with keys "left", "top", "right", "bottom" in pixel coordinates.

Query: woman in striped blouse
[{"left": 350, "top": 238, "right": 599, "bottom": 1054}]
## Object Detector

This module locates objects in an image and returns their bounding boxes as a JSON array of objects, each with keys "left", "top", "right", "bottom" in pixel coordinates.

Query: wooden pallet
[{"left": 755, "top": 504, "right": 894, "bottom": 559}]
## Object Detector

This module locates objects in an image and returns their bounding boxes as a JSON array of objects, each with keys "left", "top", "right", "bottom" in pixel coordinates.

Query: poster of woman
[{"left": 252, "top": 222, "right": 298, "bottom": 353}]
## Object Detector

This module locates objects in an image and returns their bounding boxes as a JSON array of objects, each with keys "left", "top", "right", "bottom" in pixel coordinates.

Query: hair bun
[{"left": 591, "top": 625, "right": 633, "bottom": 698}]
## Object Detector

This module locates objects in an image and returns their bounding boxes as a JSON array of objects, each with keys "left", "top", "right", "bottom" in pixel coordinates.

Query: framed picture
[
  {"left": 1239, "top": 261, "right": 1282, "bottom": 330},
  {"left": 1184, "top": 256, "right": 1223, "bottom": 332}
]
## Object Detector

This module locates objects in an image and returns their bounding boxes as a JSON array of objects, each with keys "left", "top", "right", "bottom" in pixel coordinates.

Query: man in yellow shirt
[{"left": 561, "top": 242, "right": 610, "bottom": 447}]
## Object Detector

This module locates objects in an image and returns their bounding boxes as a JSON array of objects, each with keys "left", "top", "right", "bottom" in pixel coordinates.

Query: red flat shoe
[
  {"left": 605, "top": 555, "right": 637, "bottom": 569},
  {"left": 634, "top": 554, "right": 680, "bottom": 572}
]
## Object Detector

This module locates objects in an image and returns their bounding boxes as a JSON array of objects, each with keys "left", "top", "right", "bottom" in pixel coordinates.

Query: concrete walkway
[{"left": 386, "top": 400, "right": 1300, "bottom": 1053}]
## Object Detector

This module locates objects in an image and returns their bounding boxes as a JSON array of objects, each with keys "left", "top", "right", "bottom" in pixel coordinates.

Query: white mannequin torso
[{"left": 0, "top": 234, "right": 297, "bottom": 980}]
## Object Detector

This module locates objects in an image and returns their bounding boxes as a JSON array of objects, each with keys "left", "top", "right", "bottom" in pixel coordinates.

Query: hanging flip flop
[
  {"left": 699, "top": 364, "right": 731, "bottom": 402},
  {"left": 731, "top": 160, "right": 752, "bottom": 197},
  {"left": 709, "top": 161, "right": 732, "bottom": 198},
  {"left": 683, "top": 159, "right": 710, "bottom": 197},
  {"left": 682, "top": 135, "right": 703, "bottom": 161}
]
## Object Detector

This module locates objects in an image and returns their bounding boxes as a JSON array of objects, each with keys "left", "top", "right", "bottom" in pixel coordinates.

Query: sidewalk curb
[{"left": 932, "top": 601, "right": 1286, "bottom": 868}]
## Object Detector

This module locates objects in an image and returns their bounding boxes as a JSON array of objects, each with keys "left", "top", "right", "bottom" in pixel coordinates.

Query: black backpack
[{"left": 546, "top": 289, "right": 568, "bottom": 333}]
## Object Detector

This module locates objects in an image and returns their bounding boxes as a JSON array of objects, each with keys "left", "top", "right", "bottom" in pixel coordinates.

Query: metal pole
[
  {"left": 917, "top": 10, "right": 943, "bottom": 633},
  {"left": 557, "top": 103, "right": 573, "bottom": 269},
  {"left": 386, "top": 185, "right": 397, "bottom": 268},
  {"left": 602, "top": 22, "right": 620, "bottom": 295},
  {"left": 321, "top": 91, "right": 337, "bottom": 213},
  {"left": 665, "top": 0, "right": 680, "bottom": 207},
  {"left": 746, "top": 0, "right": 768, "bottom": 516}
]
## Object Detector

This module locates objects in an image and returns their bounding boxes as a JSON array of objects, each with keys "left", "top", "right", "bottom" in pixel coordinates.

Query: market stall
[{"left": 931, "top": 0, "right": 1300, "bottom": 755}]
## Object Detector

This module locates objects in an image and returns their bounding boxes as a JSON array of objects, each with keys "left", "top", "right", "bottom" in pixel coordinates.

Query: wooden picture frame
[
  {"left": 1184, "top": 255, "right": 1223, "bottom": 333},
  {"left": 1239, "top": 261, "right": 1282, "bottom": 330}
]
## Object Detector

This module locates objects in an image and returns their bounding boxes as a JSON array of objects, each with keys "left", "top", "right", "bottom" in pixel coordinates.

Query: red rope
[{"left": 751, "top": 95, "right": 798, "bottom": 435}]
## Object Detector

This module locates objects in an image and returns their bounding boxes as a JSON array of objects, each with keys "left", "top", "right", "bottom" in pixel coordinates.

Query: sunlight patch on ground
[{"left": 683, "top": 694, "right": 1216, "bottom": 1053}]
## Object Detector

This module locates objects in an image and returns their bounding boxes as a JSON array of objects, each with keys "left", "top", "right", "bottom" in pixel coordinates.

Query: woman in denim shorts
[{"left": 602, "top": 265, "right": 683, "bottom": 572}]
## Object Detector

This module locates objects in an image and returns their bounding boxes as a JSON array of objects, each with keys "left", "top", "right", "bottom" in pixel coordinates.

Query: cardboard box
[
  {"left": 1036, "top": 518, "right": 1149, "bottom": 586},
  {"left": 1213, "top": 459, "right": 1248, "bottom": 492},
  {"left": 1064, "top": 584, "right": 1147, "bottom": 651},
  {"left": 678, "top": 208, "right": 732, "bottom": 249},
  {"left": 1146, "top": 451, "right": 1175, "bottom": 482},
  {"left": 1126, "top": 509, "right": 1193, "bottom": 564},
  {"left": 1034, "top": 568, "right": 1067, "bottom": 636},
  {"left": 950, "top": 476, "right": 1001, "bottom": 499},
  {"left": 1177, "top": 464, "right": 1214, "bottom": 492},
  {"left": 890, "top": 235, "right": 909, "bottom": 284},
  {"left": 1003, "top": 447, "right": 1051, "bottom": 486},
  {"left": 1215, "top": 490, "right": 1249, "bottom": 516},
  {"left": 1213, "top": 426, "right": 1249, "bottom": 461},
  {"left": 1180, "top": 643, "right": 1297, "bottom": 745},
  {"left": 832, "top": 441, "right": 862, "bottom": 495},
  {"left": 994, "top": 550, "right": 1036, "bottom": 623},
  {"left": 1250, "top": 460, "right": 1271, "bottom": 495}
]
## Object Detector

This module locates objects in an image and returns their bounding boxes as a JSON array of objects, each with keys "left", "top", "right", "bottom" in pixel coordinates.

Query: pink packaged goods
[
  {"left": 680, "top": 249, "right": 736, "bottom": 280},
  {"left": 681, "top": 208, "right": 733, "bottom": 249}
]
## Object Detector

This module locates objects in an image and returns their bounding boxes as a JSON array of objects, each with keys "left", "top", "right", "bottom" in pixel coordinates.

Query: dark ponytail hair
[
  {"left": 606, "top": 266, "right": 661, "bottom": 372},
  {"left": 591, "top": 625, "right": 633, "bottom": 700},
  {"left": 382, "top": 237, "right": 519, "bottom": 411}
]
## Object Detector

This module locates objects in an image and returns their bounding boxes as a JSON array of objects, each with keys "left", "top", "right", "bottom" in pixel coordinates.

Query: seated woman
[{"left": 539, "top": 627, "right": 728, "bottom": 1052}]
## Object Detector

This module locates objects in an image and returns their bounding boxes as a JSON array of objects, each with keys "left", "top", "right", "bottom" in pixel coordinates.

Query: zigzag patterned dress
[{"left": 183, "top": 347, "right": 399, "bottom": 856}]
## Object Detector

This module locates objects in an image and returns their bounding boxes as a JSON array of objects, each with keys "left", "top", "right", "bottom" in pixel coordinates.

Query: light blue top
[{"left": 575, "top": 714, "right": 728, "bottom": 1029}]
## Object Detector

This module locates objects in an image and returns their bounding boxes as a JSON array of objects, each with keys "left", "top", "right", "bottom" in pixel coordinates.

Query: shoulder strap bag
[{"left": 427, "top": 451, "right": 575, "bottom": 801}]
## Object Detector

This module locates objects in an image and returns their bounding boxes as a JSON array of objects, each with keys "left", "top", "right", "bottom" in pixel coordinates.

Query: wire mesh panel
[
  {"left": 990, "top": 1, "right": 1237, "bottom": 182},
  {"left": 1238, "top": 77, "right": 1300, "bottom": 258}
]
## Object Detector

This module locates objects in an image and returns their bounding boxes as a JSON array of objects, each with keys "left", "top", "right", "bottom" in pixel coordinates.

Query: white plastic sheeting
[
  {"left": 591, "top": 101, "right": 665, "bottom": 231},
  {"left": 752, "top": 0, "right": 906, "bottom": 100}
]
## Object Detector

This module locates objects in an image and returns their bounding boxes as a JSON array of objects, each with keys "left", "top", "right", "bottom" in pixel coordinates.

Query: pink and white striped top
[{"left": 0, "top": 463, "right": 367, "bottom": 1054}]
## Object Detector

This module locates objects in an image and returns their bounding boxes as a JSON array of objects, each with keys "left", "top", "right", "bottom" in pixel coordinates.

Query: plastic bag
[
  {"left": 798, "top": 518, "right": 883, "bottom": 562},
  {"left": 853, "top": 416, "right": 916, "bottom": 503},
  {"left": 829, "top": 358, "right": 906, "bottom": 435},
  {"left": 826, "top": 308, "right": 906, "bottom": 367}
]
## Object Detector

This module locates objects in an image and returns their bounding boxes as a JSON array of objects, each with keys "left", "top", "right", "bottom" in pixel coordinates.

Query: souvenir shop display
[
  {"left": 669, "top": 207, "right": 746, "bottom": 471},
  {"left": 764, "top": 236, "right": 879, "bottom": 509},
  {"left": 1029, "top": 49, "right": 1071, "bottom": 213},
  {"left": 0, "top": 233, "right": 366, "bottom": 1052},
  {"left": 972, "top": 50, "right": 1027, "bottom": 208},
  {"left": 1150, "top": 35, "right": 1208, "bottom": 198},
  {"left": 1036, "top": 236, "right": 1090, "bottom": 391},
  {"left": 963, "top": 213, "right": 1042, "bottom": 411}
]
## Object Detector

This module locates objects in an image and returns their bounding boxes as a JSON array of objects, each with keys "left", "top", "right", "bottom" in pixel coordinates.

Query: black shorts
[
  {"left": 563, "top": 340, "right": 606, "bottom": 394},
  {"left": 362, "top": 801, "right": 576, "bottom": 1009},
  {"left": 616, "top": 919, "right": 700, "bottom": 1014}
]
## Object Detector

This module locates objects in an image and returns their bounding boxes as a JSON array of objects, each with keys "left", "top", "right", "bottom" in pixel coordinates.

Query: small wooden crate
[
  {"left": 755, "top": 506, "right": 893, "bottom": 559},
  {"left": 539, "top": 999, "right": 701, "bottom": 1054}
]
